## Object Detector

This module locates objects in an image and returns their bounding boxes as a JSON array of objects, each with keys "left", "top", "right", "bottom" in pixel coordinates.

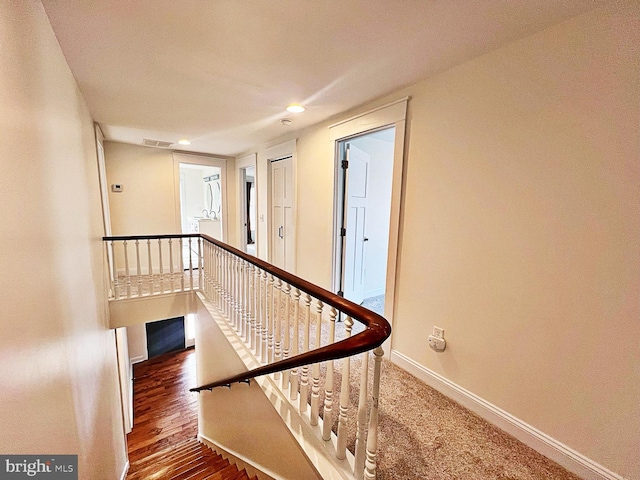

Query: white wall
[
  {"left": 0, "top": 1, "right": 128, "bottom": 478},
  {"left": 239, "top": 3, "right": 640, "bottom": 478}
]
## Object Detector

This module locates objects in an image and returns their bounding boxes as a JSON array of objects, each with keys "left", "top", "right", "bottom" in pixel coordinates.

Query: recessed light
[
  {"left": 178, "top": 139, "right": 191, "bottom": 145},
  {"left": 286, "top": 104, "right": 305, "bottom": 113}
]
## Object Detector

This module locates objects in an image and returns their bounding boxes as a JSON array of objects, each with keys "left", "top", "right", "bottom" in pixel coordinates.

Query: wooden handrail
[
  {"left": 103, "top": 234, "right": 392, "bottom": 392},
  {"left": 104, "top": 233, "right": 200, "bottom": 241}
]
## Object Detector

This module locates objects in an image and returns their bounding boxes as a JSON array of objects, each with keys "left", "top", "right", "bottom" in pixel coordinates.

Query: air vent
[{"left": 142, "top": 138, "right": 173, "bottom": 148}]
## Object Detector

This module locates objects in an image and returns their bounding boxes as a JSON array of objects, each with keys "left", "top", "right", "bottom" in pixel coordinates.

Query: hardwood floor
[{"left": 126, "top": 348, "right": 257, "bottom": 480}]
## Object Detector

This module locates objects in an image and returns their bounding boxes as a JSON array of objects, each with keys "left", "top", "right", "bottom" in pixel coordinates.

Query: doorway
[
  {"left": 335, "top": 128, "right": 395, "bottom": 314},
  {"left": 240, "top": 165, "right": 257, "bottom": 255},
  {"left": 178, "top": 162, "right": 223, "bottom": 267}
]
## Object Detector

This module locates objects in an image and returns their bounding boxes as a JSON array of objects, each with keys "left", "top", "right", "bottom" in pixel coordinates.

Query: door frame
[
  {"left": 330, "top": 97, "right": 408, "bottom": 351},
  {"left": 266, "top": 139, "right": 297, "bottom": 273},
  {"left": 173, "top": 152, "right": 229, "bottom": 241},
  {"left": 236, "top": 153, "right": 257, "bottom": 253}
]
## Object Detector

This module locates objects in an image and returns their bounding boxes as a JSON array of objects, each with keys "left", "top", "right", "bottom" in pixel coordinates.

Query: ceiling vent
[{"left": 142, "top": 138, "right": 173, "bottom": 148}]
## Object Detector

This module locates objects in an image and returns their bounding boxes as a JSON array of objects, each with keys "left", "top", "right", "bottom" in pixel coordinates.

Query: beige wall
[
  {"left": 241, "top": 3, "right": 640, "bottom": 478},
  {"left": 195, "top": 300, "right": 321, "bottom": 480},
  {"left": 0, "top": 1, "right": 127, "bottom": 478},
  {"left": 104, "top": 141, "right": 180, "bottom": 235},
  {"left": 104, "top": 142, "right": 239, "bottom": 245}
]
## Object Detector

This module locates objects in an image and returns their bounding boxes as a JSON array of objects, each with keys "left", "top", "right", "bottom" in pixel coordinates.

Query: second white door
[
  {"left": 343, "top": 144, "right": 370, "bottom": 304},
  {"left": 271, "top": 156, "right": 294, "bottom": 271}
]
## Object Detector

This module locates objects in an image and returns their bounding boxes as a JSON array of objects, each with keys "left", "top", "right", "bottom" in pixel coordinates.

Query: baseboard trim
[
  {"left": 129, "top": 355, "right": 146, "bottom": 364},
  {"left": 119, "top": 460, "right": 129, "bottom": 480},
  {"left": 389, "top": 350, "right": 624, "bottom": 480}
]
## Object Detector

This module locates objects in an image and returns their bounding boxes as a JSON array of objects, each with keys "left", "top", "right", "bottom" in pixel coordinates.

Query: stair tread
[{"left": 127, "top": 438, "right": 236, "bottom": 480}]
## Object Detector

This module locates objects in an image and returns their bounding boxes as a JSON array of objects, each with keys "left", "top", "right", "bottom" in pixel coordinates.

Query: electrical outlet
[
  {"left": 433, "top": 326, "right": 445, "bottom": 339},
  {"left": 428, "top": 335, "right": 446, "bottom": 352}
]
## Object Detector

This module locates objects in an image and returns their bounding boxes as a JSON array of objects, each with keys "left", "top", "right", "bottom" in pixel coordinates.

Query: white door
[
  {"left": 343, "top": 144, "right": 370, "bottom": 304},
  {"left": 271, "top": 156, "right": 294, "bottom": 271}
]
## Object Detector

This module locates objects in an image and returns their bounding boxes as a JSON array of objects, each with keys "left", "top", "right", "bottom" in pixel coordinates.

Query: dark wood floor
[
  {"left": 125, "top": 348, "right": 258, "bottom": 480},
  {"left": 127, "top": 348, "right": 199, "bottom": 463}
]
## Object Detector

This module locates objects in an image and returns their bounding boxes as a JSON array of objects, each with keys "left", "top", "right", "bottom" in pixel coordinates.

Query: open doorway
[
  {"left": 240, "top": 165, "right": 257, "bottom": 255},
  {"left": 179, "top": 163, "right": 222, "bottom": 266},
  {"left": 335, "top": 127, "right": 395, "bottom": 316}
]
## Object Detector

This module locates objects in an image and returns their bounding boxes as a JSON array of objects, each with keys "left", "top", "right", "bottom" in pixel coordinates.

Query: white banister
[
  {"left": 104, "top": 234, "right": 390, "bottom": 480},
  {"left": 281, "top": 282, "right": 291, "bottom": 390},
  {"left": 289, "top": 287, "right": 300, "bottom": 402},
  {"left": 354, "top": 350, "right": 369, "bottom": 479},
  {"left": 364, "top": 346, "right": 383, "bottom": 480},
  {"left": 146, "top": 239, "right": 153, "bottom": 293},
  {"left": 267, "top": 274, "right": 275, "bottom": 365},
  {"left": 299, "top": 293, "right": 311, "bottom": 413},
  {"left": 274, "top": 278, "right": 282, "bottom": 380},
  {"left": 310, "top": 300, "right": 323, "bottom": 426},
  {"left": 123, "top": 240, "right": 131, "bottom": 298},
  {"left": 322, "top": 307, "right": 337, "bottom": 441},
  {"left": 260, "top": 270, "right": 268, "bottom": 364},
  {"left": 336, "top": 316, "right": 353, "bottom": 459}
]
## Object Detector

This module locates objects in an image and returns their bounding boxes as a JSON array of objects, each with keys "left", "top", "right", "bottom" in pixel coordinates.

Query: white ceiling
[{"left": 42, "top": 0, "right": 602, "bottom": 157}]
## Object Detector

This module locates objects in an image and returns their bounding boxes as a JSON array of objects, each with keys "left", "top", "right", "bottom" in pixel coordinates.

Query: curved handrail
[
  {"left": 193, "top": 234, "right": 391, "bottom": 392},
  {"left": 102, "top": 233, "right": 392, "bottom": 392}
]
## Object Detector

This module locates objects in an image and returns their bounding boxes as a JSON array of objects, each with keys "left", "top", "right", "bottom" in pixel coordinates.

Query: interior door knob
[{"left": 363, "top": 237, "right": 369, "bottom": 242}]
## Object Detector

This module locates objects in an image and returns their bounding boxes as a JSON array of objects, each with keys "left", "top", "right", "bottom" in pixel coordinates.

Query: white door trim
[
  {"left": 329, "top": 98, "right": 409, "bottom": 354},
  {"left": 173, "top": 152, "right": 230, "bottom": 241},
  {"left": 266, "top": 140, "right": 297, "bottom": 273},
  {"left": 237, "top": 153, "right": 257, "bottom": 253}
]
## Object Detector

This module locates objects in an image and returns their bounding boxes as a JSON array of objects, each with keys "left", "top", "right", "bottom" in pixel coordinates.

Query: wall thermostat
[{"left": 111, "top": 184, "right": 123, "bottom": 192}]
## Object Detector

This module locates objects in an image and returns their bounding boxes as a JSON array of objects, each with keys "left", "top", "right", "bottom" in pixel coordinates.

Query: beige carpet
[
  {"left": 367, "top": 358, "right": 581, "bottom": 480},
  {"left": 309, "top": 319, "right": 583, "bottom": 480}
]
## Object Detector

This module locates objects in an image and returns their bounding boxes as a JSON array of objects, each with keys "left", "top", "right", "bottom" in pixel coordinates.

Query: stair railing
[{"left": 103, "top": 233, "right": 391, "bottom": 480}]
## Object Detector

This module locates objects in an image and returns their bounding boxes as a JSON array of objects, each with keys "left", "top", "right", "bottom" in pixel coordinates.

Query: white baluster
[
  {"left": 203, "top": 241, "right": 211, "bottom": 297},
  {"left": 188, "top": 237, "right": 194, "bottom": 291},
  {"left": 260, "top": 270, "right": 268, "bottom": 363},
  {"left": 274, "top": 278, "right": 282, "bottom": 380},
  {"left": 158, "top": 238, "right": 164, "bottom": 294},
  {"left": 168, "top": 238, "right": 175, "bottom": 292},
  {"left": 110, "top": 241, "right": 120, "bottom": 299},
  {"left": 267, "top": 274, "right": 275, "bottom": 365},
  {"left": 212, "top": 246, "right": 220, "bottom": 305},
  {"left": 135, "top": 239, "right": 142, "bottom": 297},
  {"left": 179, "top": 238, "right": 185, "bottom": 292},
  {"left": 146, "top": 238, "right": 152, "bottom": 294},
  {"left": 198, "top": 237, "right": 203, "bottom": 291},
  {"left": 354, "top": 350, "right": 369, "bottom": 479},
  {"left": 289, "top": 288, "right": 300, "bottom": 401},
  {"left": 336, "top": 316, "right": 354, "bottom": 459},
  {"left": 310, "top": 300, "right": 323, "bottom": 426},
  {"left": 123, "top": 240, "right": 131, "bottom": 298},
  {"left": 244, "top": 261, "right": 250, "bottom": 342},
  {"left": 226, "top": 253, "right": 232, "bottom": 321},
  {"left": 322, "top": 307, "right": 337, "bottom": 441},
  {"left": 248, "top": 266, "right": 254, "bottom": 341},
  {"left": 281, "top": 282, "right": 291, "bottom": 391},
  {"left": 235, "top": 257, "right": 242, "bottom": 331},
  {"left": 364, "top": 347, "right": 383, "bottom": 480},
  {"left": 299, "top": 293, "right": 311, "bottom": 413},
  {"left": 232, "top": 256, "right": 238, "bottom": 329}
]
